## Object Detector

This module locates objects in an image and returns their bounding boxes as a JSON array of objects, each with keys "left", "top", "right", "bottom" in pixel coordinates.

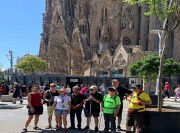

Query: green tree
[
  {"left": 15, "top": 55, "right": 48, "bottom": 74},
  {"left": 130, "top": 56, "right": 180, "bottom": 79},
  {"left": 124, "top": 0, "right": 180, "bottom": 111}
]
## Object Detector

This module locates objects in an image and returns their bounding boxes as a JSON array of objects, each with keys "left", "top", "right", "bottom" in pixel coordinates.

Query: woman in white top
[
  {"left": 52, "top": 88, "right": 71, "bottom": 132},
  {"left": 174, "top": 84, "right": 180, "bottom": 101}
]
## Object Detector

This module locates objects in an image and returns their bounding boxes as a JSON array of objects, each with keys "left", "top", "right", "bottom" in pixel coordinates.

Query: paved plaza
[{"left": 0, "top": 97, "right": 179, "bottom": 133}]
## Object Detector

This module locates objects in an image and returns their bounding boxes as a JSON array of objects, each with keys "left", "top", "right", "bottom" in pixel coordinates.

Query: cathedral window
[
  {"left": 122, "top": 36, "right": 131, "bottom": 45},
  {"left": 121, "top": 22, "right": 127, "bottom": 28},
  {"left": 154, "top": 36, "right": 159, "bottom": 51}
]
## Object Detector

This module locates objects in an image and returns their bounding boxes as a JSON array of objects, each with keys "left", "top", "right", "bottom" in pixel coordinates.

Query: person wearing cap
[
  {"left": 69, "top": 85, "right": 86, "bottom": 130},
  {"left": 102, "top": 87, "right": 121, "bottom": 133},
  {"left": 43, "top": 83, "right": 59, "bottom": 130},
  {"left": 126, "top": 84, "right": 152, "bottom": 133},
  {"left": 83, "top": 85, "right": 103, "bottom": 132},
  {"left": 111, "top": 79, "right": 132, "bottom": 131},
  {"left": 51, "top": 88, "right": 71, "bottom": 132}
]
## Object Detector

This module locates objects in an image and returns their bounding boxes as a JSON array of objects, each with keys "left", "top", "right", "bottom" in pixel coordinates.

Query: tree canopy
[
  {"left": 130, "top": 55, "right": 180, "bottom": 80},
  {"left": 124, "top": 0, "right": 180, "bottom": 23},
  {"left": 15, "top": 55, "right": 48, "bottom": 74}
]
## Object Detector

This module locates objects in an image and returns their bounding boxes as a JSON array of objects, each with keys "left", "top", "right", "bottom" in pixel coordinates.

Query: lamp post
[{"left": 150, "top": 29, "right": 162, "bottom": 95}]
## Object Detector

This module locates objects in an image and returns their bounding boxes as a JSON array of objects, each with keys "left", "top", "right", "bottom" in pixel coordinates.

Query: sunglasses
[
  {"left": 109, "top": 89, "right": 115, "bottom": 92},
  {"left": 50, "top": 85, "right": 56, "bottom": 87},
  {"left": 90, "top": 89, "right": 94, "bottom": 91}
]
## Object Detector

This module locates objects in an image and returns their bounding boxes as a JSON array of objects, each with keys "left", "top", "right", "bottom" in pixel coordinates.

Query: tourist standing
[
  {"left": 111, "top": 79, "right": 132, "bottom": 131},
  {"left": 21, "top": 85, "right": 43, "bottom": 133},
  {"left": 51, "top": 88, "right": 71, "bottom": 132},
  {"left": 43, "top": 83, "right": 59, "bottom": 129},
  {"left": 69, "top": 85, "right": 86, "bottom": 130},
  {"left": 126, "top": 84, "right": 152, "bottom": 133},
  {"left": 102, "top": 87, "right": 121, "bottom": 133},
  {"left": 83, "top": 85, "right": 103, "bottom": 132}
]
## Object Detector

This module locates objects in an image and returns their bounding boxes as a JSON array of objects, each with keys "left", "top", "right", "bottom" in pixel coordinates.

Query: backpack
[
  {"left": 136, "top": 90, "right": 144, "bottom": 102},
  {"left": 136, "top": 90, "right": 149, "bottom": 107},
  {"left": 103, "top": 94, "right": 117, "bottom": 107}
]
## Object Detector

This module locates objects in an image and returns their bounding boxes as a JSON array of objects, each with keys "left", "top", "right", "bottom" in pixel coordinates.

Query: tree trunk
[{"left": 157, "top": 33, "right": 168, "bottom": 112}]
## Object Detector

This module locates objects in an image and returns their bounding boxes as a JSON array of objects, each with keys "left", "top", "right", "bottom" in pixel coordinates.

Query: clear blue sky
[{"left": 0, "top": 0, "right": 45, "bottom": 69}]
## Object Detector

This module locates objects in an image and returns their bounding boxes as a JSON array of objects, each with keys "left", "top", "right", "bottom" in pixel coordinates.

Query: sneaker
[
  {"left": 95, "top": 127, "right": 98, "bottom": 132},
  {"left": 21, "top": 128, "right": 27, "bottom": 133},
  {"left": 83, "top": 126, "right": 89, "bottom": 130},
  {"left": 56, "top": 127, "right": 62, "bottom": 131},
  {"left": 33, "top": 126, "right": 41, "bottom": 130},
  {"left": 68, "top": 126, "right": 75, "bottom": 129},
  {"left": 12, "top": 102, "right": 16, "bottom": 104},
  {"left": 117, "top": 126, "right": 121, "bottom": 131},
  {"left": 45, "top": 125, "right": 52, "bottom": 129}
]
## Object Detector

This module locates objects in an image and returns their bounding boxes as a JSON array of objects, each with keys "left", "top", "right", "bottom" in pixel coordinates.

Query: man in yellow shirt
[{"left": 126, "top": 84, "right": 152, "bottom": 133}]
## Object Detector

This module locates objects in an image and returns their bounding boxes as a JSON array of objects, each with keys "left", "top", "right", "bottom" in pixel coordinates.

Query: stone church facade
[{"left": 39, "top": 0, "right": 180, "bottom": 77}]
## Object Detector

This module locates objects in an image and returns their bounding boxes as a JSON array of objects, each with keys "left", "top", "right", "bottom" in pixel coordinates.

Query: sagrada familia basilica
[{"left": 39, "top": 0, "right": 180, "bottom": 77}]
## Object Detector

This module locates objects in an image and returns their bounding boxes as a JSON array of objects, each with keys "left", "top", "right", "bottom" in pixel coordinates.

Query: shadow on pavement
[{"left": 39, "top": 129, "right": 102, "bottom": 133}]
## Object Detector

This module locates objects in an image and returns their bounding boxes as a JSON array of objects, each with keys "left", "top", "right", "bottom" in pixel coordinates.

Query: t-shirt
[
  {"left": 116, "top": 86, "right": 132, "bottom": 108},
  {"left": 70, "top": 93, "right": 86, "bottom": 110},
  {"left": 164, "top": 84, "right": 170, "bottom": 91},
  {"left": 55, "top": 95, "right": 71, "bottom": 110},
  {"left": 129, "top": 91, "right": 151, "bottom": 112},
  {"left": 103, "top": 94, "right": 121, "bottom": 114},
  {"left": 100, "top": 85, "right": 106, "bottom": 92},
  {"left": 45, "top": 90, "right": 59, "bottom": 106},
  {"left": 175, "top": 88, "right": 180, "bottom": 93},
  {"left": 85, "top": 92, "right": 103, "bottom": 113}
]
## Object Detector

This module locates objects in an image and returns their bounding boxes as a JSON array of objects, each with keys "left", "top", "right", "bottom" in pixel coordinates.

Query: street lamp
[{"left": 150, "top": 29, "right": 162, "bottom": 95}]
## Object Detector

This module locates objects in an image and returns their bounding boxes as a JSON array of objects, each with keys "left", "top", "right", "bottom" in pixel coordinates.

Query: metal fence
[{"left": 4, "top": 75, "right": 143, "bottom": 89}]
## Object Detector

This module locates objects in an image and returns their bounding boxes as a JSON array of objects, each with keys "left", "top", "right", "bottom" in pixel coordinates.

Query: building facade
[{"left": 39, "top": 0, "right": 180, "bottom": 77}]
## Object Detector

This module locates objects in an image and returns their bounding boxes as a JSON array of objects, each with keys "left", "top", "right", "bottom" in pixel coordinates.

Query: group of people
[{"left": 19, "top": 79, "right": 152, "bottom": 133}]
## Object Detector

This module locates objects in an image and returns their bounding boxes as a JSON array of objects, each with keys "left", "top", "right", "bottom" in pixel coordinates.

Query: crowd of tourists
[{"left": 6, "top": 79, "right": 152, "bottom": 133}]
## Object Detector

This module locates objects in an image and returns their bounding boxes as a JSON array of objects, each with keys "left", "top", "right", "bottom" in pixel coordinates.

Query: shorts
[
  {"left": 28, "top": 106, "right": 43, "bottom": 115},
  {"left": 126, "top": 111, "right": 144, "bottom": 128},
  {"left": 55, "top": 109, "right": 68, "bottom": 115},
  {"left": 13, "top": 94, "right": 18, "bottom": 98},
  {"left": 47, "top": 106, "right": 54, "bottom": 116},
  {"left": 84, "top": 110, "right": 99, "bottom": 117}
]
